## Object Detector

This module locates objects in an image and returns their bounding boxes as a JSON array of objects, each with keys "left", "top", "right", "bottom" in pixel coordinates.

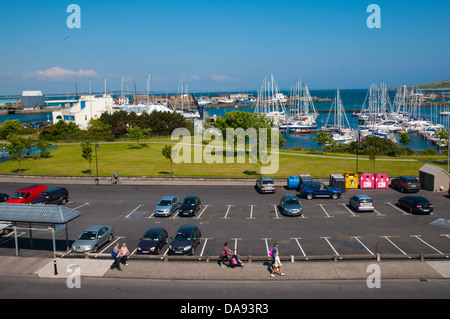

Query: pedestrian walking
[
  {"left": 271, "top": 252, "right": 285, "bottom": 277},
  {"left": 270, "top": 243, "right": 279, "bottom": 269},
  {"left": 219, "top": 242, "right": 233, "bottom": 267},
  {"left": 110, "top": 243, "right": 122, "bottom": 271},
  {"left": 121, "top": 243, "right": 130, "bottom": 266}
]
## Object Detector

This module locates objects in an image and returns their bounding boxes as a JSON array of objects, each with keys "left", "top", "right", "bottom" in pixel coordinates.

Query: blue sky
[{"left": 0, "top": 0, "right": 449, "bottom": 94}]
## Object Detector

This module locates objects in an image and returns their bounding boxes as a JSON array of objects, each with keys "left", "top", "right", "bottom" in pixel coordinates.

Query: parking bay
[{"left": 0, "top": 183, "right": 449, "bottom": 259}]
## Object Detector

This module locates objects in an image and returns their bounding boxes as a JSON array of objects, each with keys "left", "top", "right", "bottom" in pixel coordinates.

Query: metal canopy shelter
[{"left": 0, "top": 203, "right": 81, "bottom": 256}]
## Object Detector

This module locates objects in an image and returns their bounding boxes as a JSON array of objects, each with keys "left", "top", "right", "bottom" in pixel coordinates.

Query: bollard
[
  {"left": 53, "top": 260, "right": 58, "bottom": 275},
  {"left": 376, "top": 253, "right": 380, "bottom": 262},
  {"left": 248, "top": 255, "right": 252, "bottom": 263},
  {"left": 206, "top": 256, "right": 210, "bottom": 263},
  {"left": 290, "top": 255, "right": 294, "bottom": 263}
]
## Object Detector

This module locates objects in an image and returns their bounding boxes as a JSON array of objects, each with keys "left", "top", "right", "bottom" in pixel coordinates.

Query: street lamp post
[{"left": 95, "top": 143, "right": 99, "bottom": 185}]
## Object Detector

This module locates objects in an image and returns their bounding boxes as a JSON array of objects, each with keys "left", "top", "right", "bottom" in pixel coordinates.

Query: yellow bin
[{"left": 344, "top": 172, "right": 359, "bottom": 189}]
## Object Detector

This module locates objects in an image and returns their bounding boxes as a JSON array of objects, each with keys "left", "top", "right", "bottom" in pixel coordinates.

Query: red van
[{"left": 6, "top": 185, "right": 48, "bottom": 204}]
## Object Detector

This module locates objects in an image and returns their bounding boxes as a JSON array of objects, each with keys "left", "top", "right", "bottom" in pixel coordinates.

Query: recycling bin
[
  {"left": 360, "top": 173, "right": 374, "bottom": 189},
  {"left": 298, "top": 174, "right": 313, "bottom": 190},
  {"left": 330, "top": 174, "right": 346, "bottom": 193},
  {"left": 375, "top": 174, "right": 389, "bottom": 189},
  {"left": 344, "top": 172, "right": 359, "bottom": 189},
  {"left": 286, "top": 175, "right": 300, "bottom": 190}
]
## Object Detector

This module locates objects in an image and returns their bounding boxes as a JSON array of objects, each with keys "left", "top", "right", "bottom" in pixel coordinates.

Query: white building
[{"left": 52, "top": 94, "right": 114, "bottom": 128}]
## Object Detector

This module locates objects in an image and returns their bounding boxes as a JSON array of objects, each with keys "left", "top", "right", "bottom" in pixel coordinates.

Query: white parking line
[
  {"left": 351, "top": 236, "right": 374, "bottom": 255},
  {"left": 221, "top": 205, "right": 233, "bottom": 219},
  {"left": 441, "top": 234, "right": 450, "bottom": 239},
  {"left": 95, "top": 236, "right": 124, "bottom": 258},
  {"left": 318, "top": 204, "right": 333, "bottom": 218},
  {"left": 73, "top": 202, "right": 90, "bottom": 210},
  {"left": 381, "top": 236, "right": 408, "bottom": 256},
  {"left": 291, "top": 237, "right": 308, "bottom": 260},
  {"left": 410, "top": 235, "right": 444, "bottom": 255},
  {"left": 374, "top": 209, "right": 385, "bottom": 217},
  {"left": 341, "top": 204, "right": 359, "bottom": 217},
  {"left": 321, "top": 237, "right": 340, "bottom": 257},
  {"left": 199, "top": 238, "right": 212, "bottom": 258},
  {"left": 247, "top": 205, "right": 256, "bottom": 219},
  {"left": 262, "top": 238, "right": 272, "bottom": 256},
  {"left": 195, "top": 205, "right": 210, "bottom": 219},
  {"left": 273, "top": 205, "right": 282, "bottom": 219},
  {"left": 385, "top": 202, "right": 408, "bottom": 215},
  {"left": 231, "top": 238, "right": 241, "bottom": 254},
  {"left": 124, "top": 205, "right": 143, "bottom": 219}
]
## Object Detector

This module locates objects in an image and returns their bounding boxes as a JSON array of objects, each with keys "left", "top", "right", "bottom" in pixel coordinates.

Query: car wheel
[
  {"left": 93, "top": 245, "right": 98, "bottom": 253},
  {"left": 409, "top": 207, "right": 413, "bottom": 214},
  {"left": 109, "top": 234, "right": 113, "bottom": 242},
  {"left": 331, "top": 193, "right": 339, "bottom": 200},
  {"left": 400, "top": 187, "right": 405, "bottom": 193},
  {"left": 60, "top": 197, "right": 68, "bottom": 205},
  {"left": 306, "top": 193, "right": 313, "bottom": 200}
]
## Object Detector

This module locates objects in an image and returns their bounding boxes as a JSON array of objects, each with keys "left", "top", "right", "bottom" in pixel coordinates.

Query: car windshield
[
  {"left": 359, "top": 198, "right": 373, "bottom": 203},
  {"left": 285, "top": 199, "right": 299, "bottom": 205},
  {"left": 174, "top": 232, "right": 192, "bottom": 241},
  {"left": 262, "top": 180, "right": 273, "bottom": 184},
  {"left": 142, "top": 233, "right": 159, "bottom": 241},
  {"left": 412, "top": 197, "right": 428, "bottom": 204},
  {"left": 10, "top": 192, "right": 25, "bottom": 199},
  {"left": 38, "top": 193, "right": 51, "bottom": 199},
  {"left": 158, "top": 200, "right": 172, "bottom": 206},
  {"left": 183, "top": 199, "right": 196, "bottom": 206},
  {"left": 406, "top": 178, "right": 419, "bottom": 183},
  {"left": 79, "top": 231, "right": 97, "bottom": 240}
]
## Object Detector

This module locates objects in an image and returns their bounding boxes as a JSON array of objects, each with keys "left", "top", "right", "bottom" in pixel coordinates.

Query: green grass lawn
[{"left": 0, "top": 139, "right": 447, "bottom": 178}]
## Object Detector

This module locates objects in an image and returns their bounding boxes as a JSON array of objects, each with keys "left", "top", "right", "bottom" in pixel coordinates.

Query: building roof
[
  {"left": 419, "top": 164, "right": 450, "bottom": 177},
  {"left": 0, "top": 203, "right": 81, "bottom": 225},
  {"left": 21, "top": 91, "right": 43, "bottom": 96}
]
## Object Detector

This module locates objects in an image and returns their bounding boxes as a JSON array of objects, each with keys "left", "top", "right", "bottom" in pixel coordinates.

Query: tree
[
  {"left": 399, "top": 132, "right": 411, "bottom": 158},
  {"left": 162, "top": 145, "right": 174, "bottom": 176},
  {"left": 36, "top": 138, "right": 53, "bottom": 158},
  {"left": 128, "top": 126, "right": 149, "bottom": 149},
  {"left": 81, "top": 141, "right": 93, "bottom": 175},
  {"left": 313, "top": 131, "right": 333, "bottom": 145},
  {"left": 6, "top": 136, "right": 27, "bottom": 173},
  {"left": 0, "top": 120, "right": 23, "bottom": 140}
]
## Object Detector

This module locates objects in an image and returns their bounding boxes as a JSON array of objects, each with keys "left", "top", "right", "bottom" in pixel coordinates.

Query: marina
[{"left": 0, "top": 78, "right": 449, "bottom": 154}]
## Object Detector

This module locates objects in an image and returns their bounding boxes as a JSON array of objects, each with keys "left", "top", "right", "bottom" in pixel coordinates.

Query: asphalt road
[{"left": 1, "top": 182, "right": 449, "bottom": 260}]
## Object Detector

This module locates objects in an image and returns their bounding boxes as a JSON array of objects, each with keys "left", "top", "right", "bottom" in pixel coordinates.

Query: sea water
[{"left": 0, "top": 89, "right": 445, "bottom": 153}]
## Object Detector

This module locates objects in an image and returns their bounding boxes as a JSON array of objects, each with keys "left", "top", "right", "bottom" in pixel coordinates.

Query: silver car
[
  {"left": 349, "top": 195, "right": 374, "bottom": 212},
  {"left": 255, "top": 177, "right": 276, "bottom": 193},
  {"left": 71, "top": 225, "right": 114, "bottom": 253},
  {"left": 154, "top": 196, "right": 180, "bottom": 217}
]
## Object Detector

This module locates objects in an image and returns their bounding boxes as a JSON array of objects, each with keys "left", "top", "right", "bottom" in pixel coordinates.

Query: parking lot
[{"left": 1, "top": 182, "right": 449, "bottom": 260}]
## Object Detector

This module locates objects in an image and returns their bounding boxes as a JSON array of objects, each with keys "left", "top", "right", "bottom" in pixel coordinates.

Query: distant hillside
[{"left": 415, "top": 78, "right": 450, "bottom": 90}]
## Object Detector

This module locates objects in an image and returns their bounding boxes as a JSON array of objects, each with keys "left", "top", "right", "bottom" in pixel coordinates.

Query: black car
[
  {"left": 398, "top": 195, "right": 433, "bottom": 214},
  {"left": 168, "top": 225, "right": 202, "bottom": 255},
  {"left": 30, "top": 187, "right": 69, "bottom": 205},
  {"left": 136, "top": 228, "right": 168, "bottom": 255},
  {"left": 391, "top": 176, "right": 421, "bottom": 193},
  {"left": 0, "top": 193, "right": 9, "bottom": 202},
  {"left": 179, "top": 196, "right": 201, "bottom": 217}
]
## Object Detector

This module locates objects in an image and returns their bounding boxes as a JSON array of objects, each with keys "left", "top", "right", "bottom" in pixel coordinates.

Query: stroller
[{"left": 230, "top": 254, "right": 244, "bottom": 268}]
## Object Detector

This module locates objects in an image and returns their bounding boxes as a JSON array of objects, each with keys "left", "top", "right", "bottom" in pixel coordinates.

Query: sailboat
[
  {"left": 322, "top": 88, "right": 356, "bottom": 143},
  {"left": 254, "top": 74, "right": 287, "bottom": 126}
]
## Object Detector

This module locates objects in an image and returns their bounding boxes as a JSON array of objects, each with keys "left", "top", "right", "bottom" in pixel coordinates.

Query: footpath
[{"left": 0, "top": 255, "right": 449, "bottom": 281}]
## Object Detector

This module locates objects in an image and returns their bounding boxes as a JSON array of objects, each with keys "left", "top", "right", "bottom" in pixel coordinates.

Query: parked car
[
  {"left": 398, "top": 195, "right": 433, "bottom": 214},
  {"left": 154, "top": 196, "right": 180, "bottom": 217},
  {"left": 255, "top": 177, "right": 276, "bottom": 193},
  {"left": 299, "top": 182, "right": 341, "bottom": 200},
  {"left": 168, "top": 225, "right": 202, "bottom": 255},
  {"left": 71, "top": 225, "right": 114, "bottom": 253},
  {"left": 391, "top": 176, "right": 421, "bottom": 193},
  {"left": 279, "top": 194, "right": 302, "bottom": 216},
  {"left": 349, "top": 195, "right": 374, "bottom": 212},
  {"left": 30, "top": 187, "right": 69, "bottom": 205},
  {"left": 6, "top": 185, "right": 48, "bottom": 204},
  {"left": 137, "top": 228, "right": 168, "bottom": 254},
  {"left": 0, "top": 193, "right": 9, "bottom": 202},
  {"left": 179, "top": 196, "right": 201, "bottom": 217}
]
